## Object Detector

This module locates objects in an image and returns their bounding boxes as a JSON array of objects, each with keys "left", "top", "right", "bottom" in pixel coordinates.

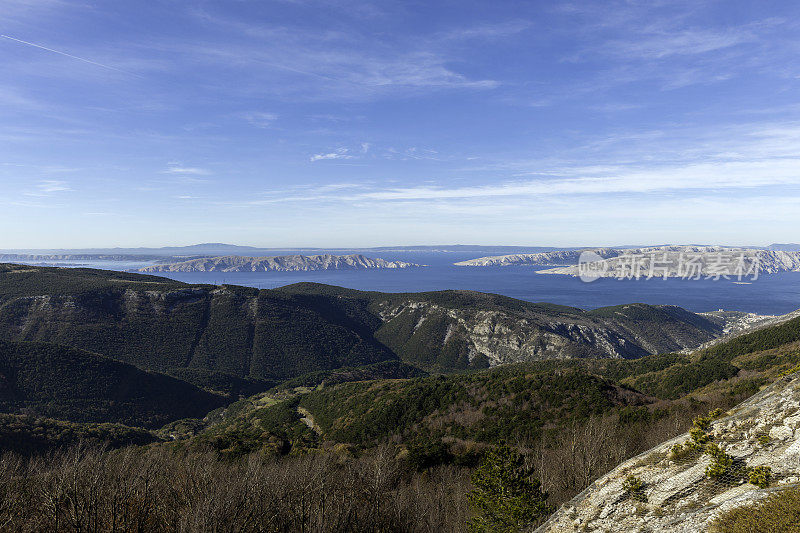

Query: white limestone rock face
[
  {"left": 454, "top": 249, "right": 621, "bottom": 267},
  {"left": 141, "top": 254, "right": 425, "bottom": 272},
  {"left": 536, "top": 375, "right": 800, "bottom": 533}
]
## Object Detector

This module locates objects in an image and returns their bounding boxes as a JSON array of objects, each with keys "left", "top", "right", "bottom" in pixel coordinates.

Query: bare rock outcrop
[{"left": 537, "top": 373, "right": 800, "bottom": 532}]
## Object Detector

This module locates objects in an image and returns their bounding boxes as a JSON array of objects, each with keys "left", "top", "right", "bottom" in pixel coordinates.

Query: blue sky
[{"left": 2, "top": 0, "right": 800, "bottom": 248}]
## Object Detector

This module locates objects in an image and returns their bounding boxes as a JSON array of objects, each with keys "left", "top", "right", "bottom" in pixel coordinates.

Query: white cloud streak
[
  {"left": 162, "top": 164, "right": 210, "bottom": 175},
  {"left": 603, "top": 28, "right": 753, "bottom": 59},
  {"left": 240, "top": 111, "right": 277, "bottom": 128},
  {"left": 23, "top": 179, "right": 72, "bottom": 197},
  {"left": 0, "top": 34, "right": 137, "bottom": 76},
  {"left": 354, "top": 159, "right": 800, "bottom": 201},
  {"left": 37, "top": 179, "right": 71, "bottom": 192},
  {"left": 310, "top": 148, "right": 353, "bottom": 162}
]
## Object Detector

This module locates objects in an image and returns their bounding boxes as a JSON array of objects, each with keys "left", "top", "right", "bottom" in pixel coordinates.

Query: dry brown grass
[
  {"left": 0, "top": 443, "right": 470, "bottom": 533},
  {"left": 712, "top": 487, "right": 800, "bottom": 533}
]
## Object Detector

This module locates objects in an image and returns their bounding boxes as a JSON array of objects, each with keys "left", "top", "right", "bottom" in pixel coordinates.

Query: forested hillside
[
  {"left": 0, "top": 265, "right": 724, "bottom": 390},
  {"left": 0, "top": 265, "right": 397, "bottom": 392},
  {"left": 0, "top": 340, "right": 226, "bottom": 427}
]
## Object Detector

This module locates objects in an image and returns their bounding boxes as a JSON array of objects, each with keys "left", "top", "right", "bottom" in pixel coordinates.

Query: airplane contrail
[{"left": 0, "top": 34, "right": 135, "bottom": 75}]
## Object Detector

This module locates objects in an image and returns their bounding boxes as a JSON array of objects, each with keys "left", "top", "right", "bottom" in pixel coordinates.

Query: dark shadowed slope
[
  {"left": 0, "top": 265, "right": 397, "bottom": 389},
  {"left": 0, "top": 340, "right": 226, "bottom": 427}
]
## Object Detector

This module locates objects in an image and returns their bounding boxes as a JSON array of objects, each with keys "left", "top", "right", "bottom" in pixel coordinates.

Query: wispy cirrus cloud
[
  {"left": 178, "top": 9, "right": 501, "bottom": 101},
  {"left": 0, "top": 85, "right": 47, "bottom": 111},
  {"left": 37, "top": 179, "right": 71, "bottom": 192},
  {"left": 227, "top": 156, "right": 800, "bottom": 207},
  {"left": 0, "top": 0, "right": 67, "bottom": 23},
  {"left": 23, "top": 179, "right": 72, "bottom": 197},
  {"left": 601, "top": 28, "right": 754, "bottom": 60},
  {"left": 542, "top": 4, "right": 792, "bottom": 102},
  {"left": 354, "top": 159, "right": 800, "bottom": 201},
  {"left": 162, "top": 163, "right": 210, "bottom": 176},
  {"left": 246, "top": 120, "right": 800, "bottom": 208},
  {"left": 434, "top": 21, "right": 531, "bottom": 42},
  {"left": 310, "top": 148, "right": 353, "bottom": 162},
  {"left": 239, "top": 111, "right": 277, "bottom": 128}
]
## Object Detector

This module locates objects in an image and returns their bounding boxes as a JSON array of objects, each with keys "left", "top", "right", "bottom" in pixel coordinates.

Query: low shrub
[
  {"left": 690, "top": 427, "right": 712, "bottom": 446},
  {"left": 705, "top": 443, "right": 733, "bottom": 480},
  {"left": 746, "top": 465, "right": 772, "bottom": 488},
  {"left": 622, "top": 475, "right": 647, "bottom": 502}
]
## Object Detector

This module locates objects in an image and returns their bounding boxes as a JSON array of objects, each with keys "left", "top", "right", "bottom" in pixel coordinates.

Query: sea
[{"left": 16, "top": 250, "right": 800, "bottom": 316}]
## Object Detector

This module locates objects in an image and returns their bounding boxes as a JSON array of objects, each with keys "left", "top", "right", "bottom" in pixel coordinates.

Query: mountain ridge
[
  {"left": 139, "top": 253, "right": 425, "bottom": 272},
  {"left": 0, "top": 264, "right": 730, "bottom": 383}
]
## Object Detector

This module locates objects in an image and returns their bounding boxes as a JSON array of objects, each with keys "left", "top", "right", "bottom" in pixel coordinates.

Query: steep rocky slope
[
  {"left": 537, "top": 373, "right": 800, "bottom": 532},
  {"left": 373, "top": 299, "right": 721, "bottom": 367},
  {"left": 281, "top": 284, "right": 725, "bottom": 370},
  {"left": 140, "top": 253, "right": 423, "bottom": 272}
]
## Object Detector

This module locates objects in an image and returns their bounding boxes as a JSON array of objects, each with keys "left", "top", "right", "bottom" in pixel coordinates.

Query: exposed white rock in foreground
[
  {"left": 140, "top": 254, "right": 424, "bottom": 272},
  {"left": 537, "top": 374, "right": 800, "bottom": 533}
]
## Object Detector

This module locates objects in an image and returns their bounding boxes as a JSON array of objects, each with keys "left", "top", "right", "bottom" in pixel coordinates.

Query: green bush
[
  {"left": 747, "top": 466, "right": 772, "bottom": 488},
  {"left": 690, "top": 427, "right": 712, "bottom": 446},
  {"left": 622, "top": 475, "right": 647, "bottom": 502},
  {"left": 467, "top": 443, "right": 551, "bottom": 532},
  {"left": 705, "top": 443, "right": 733, "bottom": 480},
  {"left": 670, "top": 442, "right": 702, "bottom": 461},
  {"left": 693, "top": 414, "right": 713, "bottom": 432}
]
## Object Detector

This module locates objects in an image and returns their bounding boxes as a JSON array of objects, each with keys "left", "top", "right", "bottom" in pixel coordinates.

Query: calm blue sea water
[
  {"left": 16, "top": 251, "right": 800, "bottom": 315},
  {"left": 156, "top": 251, "right": 800, "bottom": 316}
]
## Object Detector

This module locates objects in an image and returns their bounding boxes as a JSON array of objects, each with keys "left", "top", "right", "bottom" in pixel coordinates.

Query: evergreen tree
[{"left": 467, "top": 442, "right": 552, "bottom": 532}]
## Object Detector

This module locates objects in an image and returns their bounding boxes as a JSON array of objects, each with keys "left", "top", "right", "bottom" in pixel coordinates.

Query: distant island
[
  {"left": 456, "top": 246, "right": 800, "bottom": 279},
  {"left": 454, "top": 249, "right": 619, "bottom": 267},
  {"left": 140, "top": 253, "right": 425, "bottom": 272},
  {"left": 768, "top": 243, "right": 800, "bottom": 251}
]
